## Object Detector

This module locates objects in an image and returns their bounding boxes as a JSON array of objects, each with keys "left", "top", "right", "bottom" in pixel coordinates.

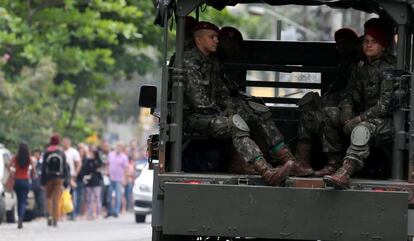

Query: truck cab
[{"left": 141, "top": 1, "right": 414, "bottom": 240}]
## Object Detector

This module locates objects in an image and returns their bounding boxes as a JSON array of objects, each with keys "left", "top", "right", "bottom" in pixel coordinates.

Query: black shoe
[
  {"left": 113, "top": 213, "right": 118, "bottom": 218},
  {"left": 104, "top": 214, "right": 111, "bottom": 218},
  {"left": 17, "top": 220, "right": 23, "bottom": 229},
  {"left": 47, "top": 217, "right": 52, "bottom": 226},
  {"left": 52, "top": 220, "right": 57, "bottom": 227}
]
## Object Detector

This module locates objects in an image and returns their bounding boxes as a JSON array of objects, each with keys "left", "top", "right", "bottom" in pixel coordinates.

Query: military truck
[{"left": 139, "top": 0, "right": 414, "bottom": 240}]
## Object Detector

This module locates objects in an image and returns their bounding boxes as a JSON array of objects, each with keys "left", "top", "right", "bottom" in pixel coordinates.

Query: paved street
[{"left": 0, "top": 213, "right": 152, "bottom": 241}]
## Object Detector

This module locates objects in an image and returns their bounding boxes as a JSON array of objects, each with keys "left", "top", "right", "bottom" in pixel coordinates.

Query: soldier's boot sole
[{"left": 323, "top": 175, "right": 349, "bottom": 190}]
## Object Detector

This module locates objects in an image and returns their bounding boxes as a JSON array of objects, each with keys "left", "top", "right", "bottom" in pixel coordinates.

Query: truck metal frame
[{"left": 144, "top": 0, "right": 414, "bottom": 240}]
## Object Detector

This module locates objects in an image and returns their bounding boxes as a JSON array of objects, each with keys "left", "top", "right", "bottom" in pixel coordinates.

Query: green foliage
[{"left": 0, "top": 0, "right": 161, "bottom": 148}]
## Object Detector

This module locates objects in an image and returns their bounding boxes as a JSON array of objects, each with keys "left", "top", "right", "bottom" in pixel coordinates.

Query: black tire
[
  {"left": 135, "top": 214, "right": 146, "bottom": 223},
  {"left": 0, "top": 196, "right": 5, "bottom": 224},
  {"left": 6, "top": 206, "right": 16, "bottom": 223}
]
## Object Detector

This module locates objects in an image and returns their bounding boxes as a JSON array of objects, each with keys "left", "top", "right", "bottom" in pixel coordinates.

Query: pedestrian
[
  {"left": 124, "top": 157, "right": 135, "bottom": 211},
  {"left": 9, "top": 142, "right": 33, "bottom": 229},
  {"left": 42, "top": 133, "right": 68, "bottom": 227},
  {"left": 62, "top": 137, "right": 82, "bottom": 220},
  {"left": 31, "top": 148, "right": 46, "bottom": 218},
  {"left": 82, "top": 149, "right": 103, "bottom": 220},
  {"left": 97, "top": 140, "right": 111, "bottom": 216},
  {"left": 106, "top": 142, "right": 128, "bottom": 218},
  {"left": 76, "top": 142, "right": 89, "bottom": 218}
]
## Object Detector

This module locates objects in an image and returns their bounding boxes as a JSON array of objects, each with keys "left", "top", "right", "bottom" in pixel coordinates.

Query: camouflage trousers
[
  {"left": 297, "top": 106, "right": 343, "bottom": 153},
  {"left": 185, "top": 96, "right": 285, "bottom": 163},
  {"left": 345, "top": 118, "right": 394, "bottom": 168}
]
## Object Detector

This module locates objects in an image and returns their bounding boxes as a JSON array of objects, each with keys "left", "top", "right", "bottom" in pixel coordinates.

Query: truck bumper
[{"left": 163, "top": 182, "right": 408, "bottom": 241}]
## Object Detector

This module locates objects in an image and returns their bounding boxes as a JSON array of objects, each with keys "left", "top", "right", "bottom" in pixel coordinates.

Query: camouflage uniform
[
  {"left": 297, "top": 59, "right": 356, "bottom": 155},
  {"left": 341, "top": 52, "right": 396, "bottom": 168},
  {"left": 181, "top": 46, "right": 286, "bottom": 163}
]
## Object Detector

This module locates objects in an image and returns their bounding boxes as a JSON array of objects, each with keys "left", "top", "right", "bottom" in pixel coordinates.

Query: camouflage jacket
[
  {"left": 181, "top": 46, "right": 232, "bottom": 115},
  {"left": 342, "top": 52, "right": 396, "bottom": 120}
]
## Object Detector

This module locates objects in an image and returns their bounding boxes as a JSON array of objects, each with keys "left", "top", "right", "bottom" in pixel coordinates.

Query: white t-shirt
[{"left": 64, "top": 147, "right": 81, "bottom": 177}]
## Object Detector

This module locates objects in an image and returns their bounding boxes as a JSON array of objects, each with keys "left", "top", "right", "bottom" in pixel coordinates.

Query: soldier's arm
[
  {"left": 360, "top": 71, "right": 393, "bottom": 120},
  {"left": 183, "top": 58, "right": 220, "bottom": 114}
]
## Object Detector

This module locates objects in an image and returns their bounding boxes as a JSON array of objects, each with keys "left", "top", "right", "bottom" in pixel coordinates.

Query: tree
[{"left": 0, "top": 0, "right": 162, "bottom": 146}]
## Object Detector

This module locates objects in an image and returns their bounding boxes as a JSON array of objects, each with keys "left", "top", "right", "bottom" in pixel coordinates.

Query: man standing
[
  {"left": 176, "top": 21, "right": 309, "bottom": 186},
  {"left": 62, "top": 137, "right": 82, "bottom": 220},
  {"left": 41, "top": 134, "right": 68, "bottom": 227},
  {"left": 324, "top": 24, "right": 396, "bottom": 189},
  {"left": 106, "top": 142, "right": 128, "bottom": 217}
]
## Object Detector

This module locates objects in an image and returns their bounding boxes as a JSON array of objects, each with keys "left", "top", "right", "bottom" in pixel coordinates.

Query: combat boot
[
  {"left": 229, "top": 155, "right": 258, "bottom": 175},
  {"left": 294, "top": 143, "right": 314, "bottom": 174},
  {"left": 314, "top": 152, "right": 342, "bottom": 177},
  {"left": 276, "top": 146, "right": 314, "bottom": 177},
  {"left": 323, "top": 159, "right": 357, "bottom": 189},
  {"left": 253, "top": 157, "right": 293, "bottom": 186}
]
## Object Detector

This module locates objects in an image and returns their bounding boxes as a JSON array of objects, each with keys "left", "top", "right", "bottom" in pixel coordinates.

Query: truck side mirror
[{"left": 139, "top": 85, "right": 157, "bottom": 109}]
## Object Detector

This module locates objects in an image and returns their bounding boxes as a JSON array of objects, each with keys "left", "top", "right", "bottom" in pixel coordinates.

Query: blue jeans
[
  {"left": 109, "top": 181, "right": 122, "bottom": 215},
  {"left": 124, "top": 182, "right": 133, "bottom": 211},
  {"left": 75, "top": 180, "right": 85, "bottom": 216},
  {"left": 14, "top": 179, "right": 31, "bottom": 221}
]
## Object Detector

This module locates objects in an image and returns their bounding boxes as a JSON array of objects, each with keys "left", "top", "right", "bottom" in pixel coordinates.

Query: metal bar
[
  {"left": 224, "top": 63, "right": 337, "bottom": 73},
  {"left": 261, "top": 97, "right": 299, "bottom": 104},
  {"left": 409, "top": 72, "right": 414, "bottom": 183},
  {"left": 169, "top": 16, "right": 185, "bottom": 172},
  {"left": 246, "top": 80, "right": 321, "bottom": 89},
  {"left": 393, "top": 25, "right": 407, "bottom": 180},
  {"left": 158, "top": 5, "right": 170, "bottom": 173}
]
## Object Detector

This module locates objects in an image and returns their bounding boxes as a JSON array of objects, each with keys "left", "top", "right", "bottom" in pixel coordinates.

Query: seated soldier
[
  {"left": 175, "top": 21, "right": 310, "bottom": 186},
  {"left": 294, "top": 28, "right": 360, "bottom": 177},
  {"left": 324, "top": 23, "right": 397, "bottom": 189}
]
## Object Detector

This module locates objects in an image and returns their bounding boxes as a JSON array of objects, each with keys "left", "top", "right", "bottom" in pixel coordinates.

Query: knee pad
[
  {"left": 350, "top": 125, "right": 371, "bottom": 150},
  {"left": 230, "top": 114, "right": 250, "bottom": 137},
  {"left": 248, "top": 101, "right": 272, "bottom": 119}
]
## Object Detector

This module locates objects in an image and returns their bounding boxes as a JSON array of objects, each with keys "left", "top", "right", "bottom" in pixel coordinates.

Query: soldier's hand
[
  {"left": 342, "top": 116, "right": 361, "bottom": 135},
  {"left": 340, "top": 104, "right": 354, "bottom": 124}
]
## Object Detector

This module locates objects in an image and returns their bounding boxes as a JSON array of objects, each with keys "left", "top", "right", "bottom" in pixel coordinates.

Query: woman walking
[
  {"left": 10, "top": 142, "right": 33, "bottom": 229},
  {"left": 82, "top": 149, "right": 103, "bottom": 220}
]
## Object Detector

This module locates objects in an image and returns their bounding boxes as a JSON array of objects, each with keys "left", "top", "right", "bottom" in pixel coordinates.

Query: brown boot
[
  {"left": 253, "top": 157, "right": 293, "bottom": 186},
  {"left": 229, "top": 155, "right": 258, "bottom": 175},
  {"left": 276, "top": 146, "right": 314, "bottom": 177},
  {"left": 323, "top": 159, "right": 357, "bottom": 189},
  {"left": 294, "top": 143, "right": 315, "bottom": 174},
  {"left": 314, "top": 152, "right": 342, "bottom": 177}
]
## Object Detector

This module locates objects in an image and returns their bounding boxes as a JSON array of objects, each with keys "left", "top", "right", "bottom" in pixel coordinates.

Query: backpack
[{"left": 44, "top": 151, "right": 64, "bottom": 176}]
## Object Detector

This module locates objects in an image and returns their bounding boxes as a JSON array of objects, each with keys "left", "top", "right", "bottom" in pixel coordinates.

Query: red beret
[
  {"left": 193, "top": 21, "right": 219, "bottom": 33},
  {"left": 219, "top": 26, "right": 243, "bottom": 43},
  {"left": 334, "top": 28, "right": 358, "bottom": 42},
  {"left": 50, "top": 133, "right": 60, "bottom": 145},
  {"left": 365, "top": 27, "right": 388, "bottom": 48}
]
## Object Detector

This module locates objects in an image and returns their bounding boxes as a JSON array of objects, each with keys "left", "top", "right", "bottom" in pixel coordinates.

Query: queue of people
[
  {"left": 6, "top": 135, "right": 143, "bottom": 229},
  {"left": 174, "top": 16, "right": 396, "bottom": 188}
]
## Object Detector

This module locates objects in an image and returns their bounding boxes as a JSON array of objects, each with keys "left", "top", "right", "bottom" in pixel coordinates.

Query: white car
[{"left": 133, "top": 163, "right": 153, "bottom": 223}]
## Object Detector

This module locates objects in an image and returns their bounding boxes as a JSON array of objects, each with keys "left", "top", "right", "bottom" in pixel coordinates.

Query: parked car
[
  {"left": 133, "top": 163, "right": 153, "bottom": 223},
  {"left": 0, "top": 144, "right": 15, "bottom": 223}
]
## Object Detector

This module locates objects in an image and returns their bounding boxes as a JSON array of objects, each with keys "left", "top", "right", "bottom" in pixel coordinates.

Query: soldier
[
  {"left": 217, "top": 26, "right": 313, "bottom": 176},
  {"left": 176, "top": 21, "right": 309, "bottom": 186},
  {"left": 323, "top": 24, "right": 397, "bottom": 189},
  {"left": 295, "top": 28, "right": 360, "bottom": 177}
]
